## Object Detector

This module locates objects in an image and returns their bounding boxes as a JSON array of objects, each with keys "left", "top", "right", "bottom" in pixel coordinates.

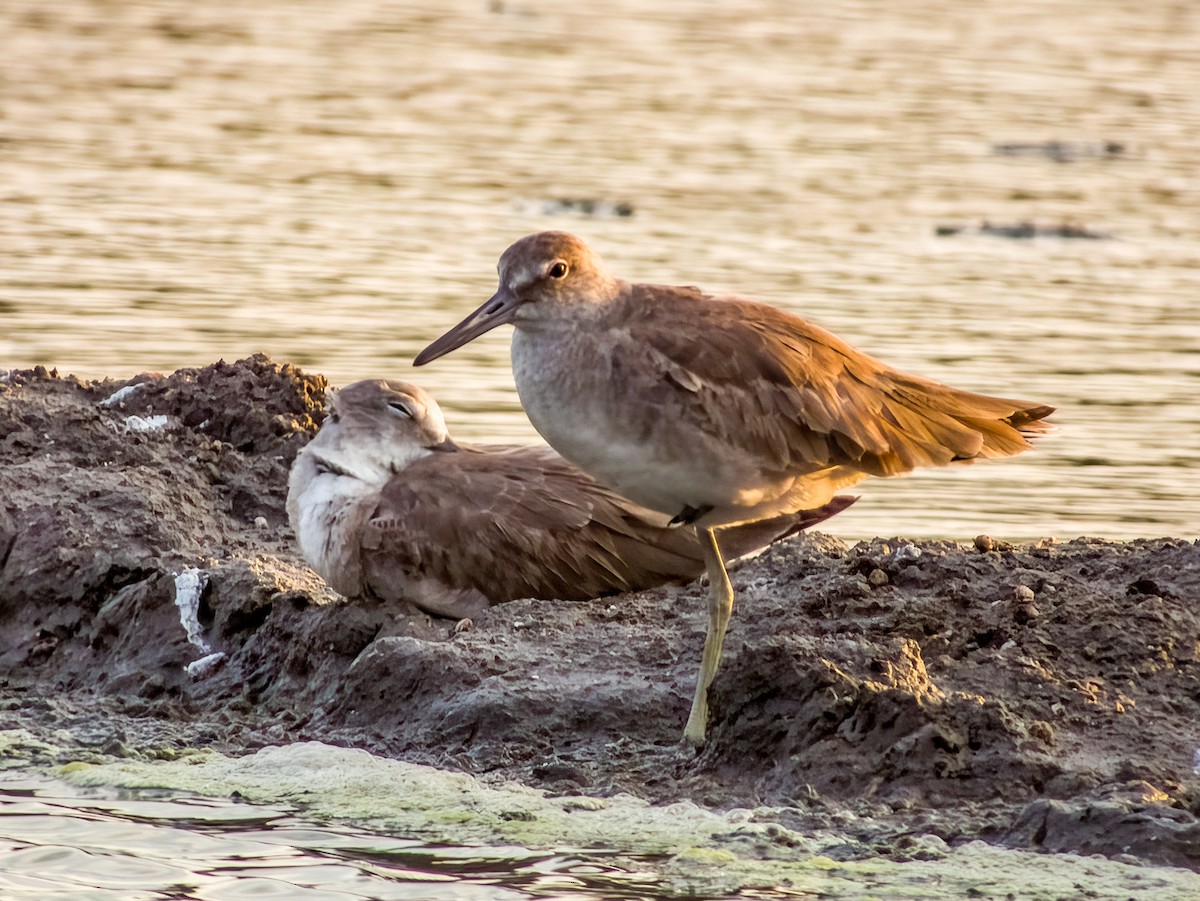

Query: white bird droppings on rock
[
  {"left": 186, "top": 651, "right": 227, "bottom": 680},
  {"left": 174, "top": 568, "right": 211, "bottom": 654},
  {"left": 123, "top": 414, "right": 171, "bottom": 432},
  {"left": 98, "top": 383, "right": 145, "bottom": 407}
]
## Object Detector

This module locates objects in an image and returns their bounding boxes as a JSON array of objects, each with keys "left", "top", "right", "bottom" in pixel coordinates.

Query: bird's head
[
  {"left": 414, "top": 231, "right": 616, "bottom": 365},
  {"left": 312, "top": 379, "right": 456, "bottom": 479}
]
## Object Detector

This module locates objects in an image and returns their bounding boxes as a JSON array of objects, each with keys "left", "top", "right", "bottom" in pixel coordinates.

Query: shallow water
[
  {"left": 0, "top": 776, "right": 685, "bottom": 900},
  {"left": 1, "top": 0, "right": 1198, "bottom": 540},
  {"left": 11, "top": 741, "right": 1200, "bottom": 901}
]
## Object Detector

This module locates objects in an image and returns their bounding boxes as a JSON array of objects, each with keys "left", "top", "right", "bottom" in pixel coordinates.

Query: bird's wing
[
  {"left": 362, "top": 444, "right": 722, "bottom": 605},
  {"left": 615, "top": 285, "right": 1054, "bottom": 479},
  {"left": 715, "top": 495, "right": 857, "bottom": 561}
]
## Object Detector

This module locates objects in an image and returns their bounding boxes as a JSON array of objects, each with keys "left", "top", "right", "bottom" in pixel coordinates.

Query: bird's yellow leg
[{"left": 683, "top": 526, "right": 734, "bottom": 745}]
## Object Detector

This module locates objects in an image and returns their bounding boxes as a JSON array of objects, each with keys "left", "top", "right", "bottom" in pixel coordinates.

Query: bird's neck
[{"left": 303, "top": 428, "right": 431, "bottom": 486}]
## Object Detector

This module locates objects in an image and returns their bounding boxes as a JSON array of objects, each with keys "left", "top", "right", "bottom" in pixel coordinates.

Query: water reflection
[
  {"left": 0, "top": 0, "right": 1197, "bottom": 540},
  {"left": 0, "top": 777, "right": 699, "bottom": 900}
]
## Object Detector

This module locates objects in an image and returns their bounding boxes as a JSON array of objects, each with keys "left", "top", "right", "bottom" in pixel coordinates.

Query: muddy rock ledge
[{"left": 1, "top": 355, "right": 1199, "bottom": 868}]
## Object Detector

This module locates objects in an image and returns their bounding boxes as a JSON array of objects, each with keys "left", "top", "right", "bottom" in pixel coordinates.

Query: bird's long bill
[{"left": 413, "top": 288, "right": 518, "bottom": 366}]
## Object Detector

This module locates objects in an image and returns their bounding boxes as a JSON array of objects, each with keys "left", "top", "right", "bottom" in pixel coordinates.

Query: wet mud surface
[{"left": 2, "top": 357, "right": 1199, "bottom": 872}]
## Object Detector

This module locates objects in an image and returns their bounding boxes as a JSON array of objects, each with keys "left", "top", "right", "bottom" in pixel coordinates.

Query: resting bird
[
  {"left": 287, "top": 379, "right": 854, "bottom": 620},
  {"left": 414, "top": 231, "right": 1056, "bottom": 743}
]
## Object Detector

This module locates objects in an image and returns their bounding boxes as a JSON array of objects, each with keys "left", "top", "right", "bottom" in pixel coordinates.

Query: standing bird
[
  {"left": 414, "top": 231, "right": 1055, "bottom": 744},
  {"left": 287, "top": 379, "right": 853, "bottom": 621}
]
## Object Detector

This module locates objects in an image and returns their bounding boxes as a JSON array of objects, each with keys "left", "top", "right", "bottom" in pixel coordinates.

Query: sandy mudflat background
[{"left": 2, "top": 358, "right": 1199, "bottom": 897}]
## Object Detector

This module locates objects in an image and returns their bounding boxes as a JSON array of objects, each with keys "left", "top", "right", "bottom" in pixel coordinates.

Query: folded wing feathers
[
  {"left": 738, "top": 307, "right": 1055, "bottom": 478},
  {"left": 666, "top": 316, "right": 1048, "bottom": 482},
  {"left": 359, "top": 442, "right": 855, "bottom": 606},
  {"left": 362, "top": 447, "right": 718, "bottom": 603}
]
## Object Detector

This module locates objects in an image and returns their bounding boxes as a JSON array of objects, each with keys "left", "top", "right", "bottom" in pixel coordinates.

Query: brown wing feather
[
  {"left": 362, "top": 445, "right": 702, "bottom": 604},
  {"left": 361, "top": 444, "right": 853, "bottom": 606},
  {"left": 714, "top": 495, "right": 856, "bottom": 559},
  {"left": 621, "top": 286, "right": 1054, "bottom": 479}
]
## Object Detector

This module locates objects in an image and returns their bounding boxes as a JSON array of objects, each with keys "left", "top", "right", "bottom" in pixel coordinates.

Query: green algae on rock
[{"left": 49, "top": 740, "right": 1200, "bottom": 901}]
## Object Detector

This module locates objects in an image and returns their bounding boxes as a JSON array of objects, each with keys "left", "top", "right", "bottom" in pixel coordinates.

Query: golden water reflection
[
  {"left": 0, "top": 777, "right": 671, "bottom": 900},
  {"left": 1, "top": 0, "right": 1197, "bottom": 540}
]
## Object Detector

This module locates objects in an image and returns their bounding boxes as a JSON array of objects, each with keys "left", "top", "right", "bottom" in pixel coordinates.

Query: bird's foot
[{"left": 669, "top": 504, "right": 714, "bottom": 528}]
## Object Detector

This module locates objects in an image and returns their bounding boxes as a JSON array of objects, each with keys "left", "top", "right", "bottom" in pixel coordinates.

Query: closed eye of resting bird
[
  {"left": 414, "top": 231, "right": 1056, "bottom": 744},
  {"left": 286, "top": 379, "right": 854, "bottom": 622}
]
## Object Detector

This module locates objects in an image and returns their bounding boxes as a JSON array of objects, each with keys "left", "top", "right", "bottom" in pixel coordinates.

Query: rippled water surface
[
  {"left": 1, "top": 0, "right": 1197, "bottom": 540},
  {"left": 0, "top": 777, "right": 685, "bottom": 900}
]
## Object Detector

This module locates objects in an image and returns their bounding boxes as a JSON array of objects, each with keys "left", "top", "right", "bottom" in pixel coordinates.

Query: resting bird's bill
[
  {"left": 414, "top": 231, "right": 1056, "bottom": 744},
  {"left": 287, "top": 379, "right": 853, "bottom": 621}
]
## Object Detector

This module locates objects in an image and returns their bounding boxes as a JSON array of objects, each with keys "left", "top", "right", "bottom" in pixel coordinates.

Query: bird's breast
[
  {"left": 512, "top": 331, "right": 617, "bottom": 474},
  {"left": 510, "top": 327, "right": 784, "bottom": 517},
  {"left": 288, "top": 465, "right": 374, "bottom": 596}
]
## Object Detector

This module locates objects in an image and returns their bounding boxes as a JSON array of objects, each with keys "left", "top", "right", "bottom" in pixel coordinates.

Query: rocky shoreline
[{"left": 2, "top": 356, "right": 1199, "bottom": 877}]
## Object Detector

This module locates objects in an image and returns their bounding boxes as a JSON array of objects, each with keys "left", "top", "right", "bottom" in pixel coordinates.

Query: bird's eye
[
  {"left": 387, "top": 400, "right": 413, "bottom": 418},
  {"left": 548, "top": 261, "right": 568, "bottom": 279}
]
